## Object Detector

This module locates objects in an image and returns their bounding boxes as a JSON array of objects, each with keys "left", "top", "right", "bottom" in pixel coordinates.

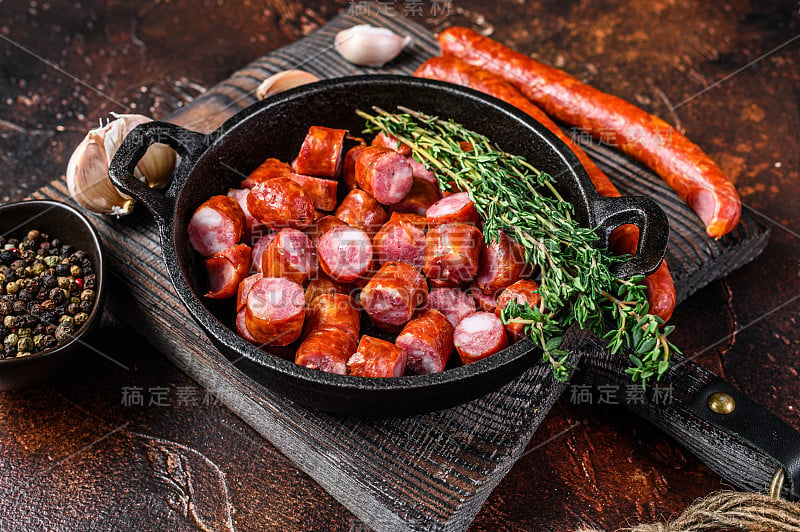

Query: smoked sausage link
[
  {"left": 347, "top": 335, "right": 407, "bottom": 377},
  {"left": 303, "top": 293, "right": 361, "bottom": 344},
  {"left": 240, "top": 158, "right": 293, "bottom": 189},
  {"left": 295, "top": 126, "right": 347, "bottom": 178},
  {"left": 425, "top": 192, "right": 480, "bottom": 226},
  {"left": 261, "top": 228, "right": 318, "bottom": 284},
  {"left": 317, "top": 224, "right": 374, "bottom": 284},
  {"left": 355, "top": 146, "right": 414, "bottom": 205},
  {"left": 244, "top": 277, "right": 305, "bottom": 346},
  {"left": 188, "top": 195, "right": 246, "bottom": 257},
  {"left": 424, "top": 222, "right": 483, "bottom": 284},
  {"left": 373, "top": 214, "right": 427, "bottom": 270},
  {"left": 360, "top": 261, "right": 428, "bottom": 333},
  {"left": 436, "top": 27, "right": 741, "bottom": 238},
  {"left": 296, "top": 326, "right": 356, "bottom": 375},
  {"left": 454, "top": 311, "right": 509, "bottom": 364},
  {"left": 476, "top": 231, "right": 528, "bottom": 295},
  {"left": 246, "top": 177, "right": 315, "bottom": 231},
  {"left": 335, "top": 189, "right": 389, "bottom": 234},
  {"left": 395, "top": 309, "right": 455, "bottom": 374}
]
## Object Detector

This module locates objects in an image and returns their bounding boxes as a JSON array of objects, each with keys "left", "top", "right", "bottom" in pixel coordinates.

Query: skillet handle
[
  {"left": 108, "top": 121, "right": 208, "bottom": 224},
  {"left": 576, "top": 337, "right": 800, "bottom": 500},
  {"left": 591, "top": 195, "right": 669, "bottom": 279}
]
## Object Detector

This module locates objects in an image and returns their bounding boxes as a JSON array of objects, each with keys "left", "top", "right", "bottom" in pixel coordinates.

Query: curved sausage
[
  {"left": 335, "top": 189, "right": 389, "bottom": 234},
  {"left": 237, "top": 273, "right": 263, "bottom": 312},
  {"left": 304, "top": 271, "right": 343, "bottom": 305},
  {"left": 317, "top": 224, "right": 374, "bottom": 284},
  {"left": 303, "top": 293, "right": 361, "bottom": 344},
  {"left": 286, "top": 173, "right": 338, "bottom": 212},
  {"left": 373, "top": 214, "right": 427, "bottom": 270},
  {"left": 425, "top": 192, "right": 480, "bottom": 226},
  {"left": 424, "top": 222, "right": 483, "bottom": 284},
  {"left": 415, "top": 56, "right": 675, "bottom": 321},
  {"left": 241, "top": 157, "right": 293, "bottom": 189},
  {"left": 204, "top": 243, "right": 252, "bottom": 299},
  {"left": 476, "top": 231, "right": 528, "bottom": 295},
  {"left": 296, "top": 326, "right": 356, "bottom": 375},
  {"left": 246, "top": 177, "right": 315, "bottom": 231},
  {"left": 226, "top": 188, "right": 265, "bottom": 243},
  {"left": 426, "top": 287, "right": 477, "bottom": 327},
  {"left": 495, "top": 279, "right": 542, "bottom": 342},
  {"left": 395, "top": 309, "right": 455, "bottom": 374},
  {"left": 250, "top": 232, "right": 276, "bottom": 273},
  {"left": 261, "top": 228, "right": 318, "bottom": 284},
  {"left": 360, "top": 261, "right": 428, "bottom": 333},
  {"left": 295, "top": 126, "right": 347, "bottom": 178},
  {"left": 470, "top": 281, "right": 499, "bottom": 313},
  {"left": 347, "top": 335, "right": 407, "bottom": 378},
  {"left": 389, "top": 177, "right": 442, "bottom": 216},
  {"left": 188, "top": 195, "right": 246, "bottom": 257},
  {"left": 355, "top": 146, "right": 414, "bottom": 205},
  {"left": 371, "top": 131, "right": 411, "bottom": 156},
  {"left": 454, "top": 311, "right": 509, "bottom": 364},
  {"left": 244, "top": 277, "right": 305, "bottom": 346},
  {"left": 342, "top": 144, "right": 367, "bottom": 190},
  {"left": 437, "top": 27, "right": 741, "bottom": 238}
]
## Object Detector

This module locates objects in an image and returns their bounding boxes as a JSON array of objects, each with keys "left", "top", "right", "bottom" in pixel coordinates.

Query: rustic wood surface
[{"left": 1, "top": 1, "right": 798, "bottom": 531}]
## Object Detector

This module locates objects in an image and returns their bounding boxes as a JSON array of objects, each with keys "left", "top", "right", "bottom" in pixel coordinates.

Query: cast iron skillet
[{"left": 108, "top": 75, "right": 669, "bottom": 416}]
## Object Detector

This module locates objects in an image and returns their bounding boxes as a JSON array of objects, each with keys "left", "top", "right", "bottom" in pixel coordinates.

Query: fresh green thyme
[{"left": 357, "top": 106, "right": 680, "bottom": 387}]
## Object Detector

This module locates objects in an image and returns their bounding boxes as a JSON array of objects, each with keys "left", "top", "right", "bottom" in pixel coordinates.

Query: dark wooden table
[{"left": 1, "top": 1, "right": 798, "bottom": 530}]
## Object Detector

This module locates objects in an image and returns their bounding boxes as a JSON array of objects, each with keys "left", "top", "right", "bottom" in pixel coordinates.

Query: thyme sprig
[{"left": 357, "top": 106, "right": 680, "bottom": 387}]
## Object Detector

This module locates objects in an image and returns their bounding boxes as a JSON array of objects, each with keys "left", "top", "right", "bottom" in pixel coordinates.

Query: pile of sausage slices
[{"left": 188, "top": 126, "right": 539, "bottom": 378}]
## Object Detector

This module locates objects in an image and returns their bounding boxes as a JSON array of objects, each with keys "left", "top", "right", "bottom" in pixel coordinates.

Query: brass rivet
[{"left": 708, "top": 392, "right": 736, "bottom": 414}]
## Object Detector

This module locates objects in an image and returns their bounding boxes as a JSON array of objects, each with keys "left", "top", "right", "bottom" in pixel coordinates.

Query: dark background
[{"left": 1, "top": 1, "right": 799, "bottom": 530}]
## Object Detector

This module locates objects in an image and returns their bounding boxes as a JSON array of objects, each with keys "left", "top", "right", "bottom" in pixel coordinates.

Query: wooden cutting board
[{"left": 31, "top": 7, "right": 769, "bottom": 532}]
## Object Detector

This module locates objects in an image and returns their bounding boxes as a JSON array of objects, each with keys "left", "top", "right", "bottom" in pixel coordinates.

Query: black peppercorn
[
  {"left": 50, "top": 238, "right": 60, "bottom": 249},
  {"left": 17, "top": 289, "right": 32, "bottom": 301},
  {"left": 49, "top": 288, "right": 65, "bottom": 304},
  {"left": 12, "top": 300, "right": 26, "bottom": 314},
  {"left": 79, "top": 300, "right": 94, "bottom": 313},
  {"left": 32, "top": 323, "right": 44, "bottom": 336},
  {"left": 54, "top": 305, "right": 66, "bottom": 317},
  {"left": 39, "top": 311, "right": 55, "bottom": 326},
  {"left": 41, "top": 299, "right": 55, "bottom": 312},
  {"left": 29, "top": 303, "right": 43, "bottom": 317},
  {"left": 55, "top": 322, "right": 75, "bottom": 344},
  {"left": 0, "top": 250, "right": 14, "bottom": 263},
  {"left": 0, "top": 300, "right": 12, "bottom": 315},
  {"left": 42, "top": 275, "right": 57, "bottom": 290},
  {"left": 7, "top": 238, "right": 19, "bottom": 247},
  {"left": 4, "top": 345, "right": 17, "bottom": 358},
  {"left": 83, "top": 274, "right": 96, "bottom": 290},
  {"left": 10, "top": 259, "right": 25, "bottom": 270},
  {"left": 42, "top": 334, "right": 57, "bottom": 349},
  {"left": 54, "top": 264, "right": 71, "bottom": 277},
  {"left": 66, "top": 302, "right": 79, "bottom": 315},
  {"left": 60, "top": 244, "right": 74, "bottom": 257}
]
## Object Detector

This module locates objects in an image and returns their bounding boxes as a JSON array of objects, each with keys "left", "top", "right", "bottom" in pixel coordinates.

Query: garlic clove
[
  {"left": 334, "top": 25, "right": 412, "bottom": 68},
  {"left": 256, "top": 70, "right": 320, "bottom": 100},
  {"left": 108, "top": 113, "right": 176, "bottom": 189}
]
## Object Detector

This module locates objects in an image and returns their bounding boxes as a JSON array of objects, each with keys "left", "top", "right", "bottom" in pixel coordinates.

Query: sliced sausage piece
[
  {"left": 236, "top": 309, "right": 259, "bottom": 344},
  {"left": 261, "top": 228, "right": 318, "bottom": 284},
  {"left": 389, "top": 177, "right": 442, "bottom": 216},
  {"left": 308, "top": 215, "right": 348, "bottom": 247},
  {"left": 226, "top": 188, "right": 265, "bottom": 244},
  {"left": 250, "top": 232, "right": 276, "bottom": 273},
  {"left": 373, "top": 215, "right": 427, "bottom": 270},
  {"left": 342, "top": 144, "right": 367, "bottom": 190},
  {"left": 355, "top": 146, "right": 414, "bottom": 205},
  {"left": 335, "top": 189, "right": 388, "bottom": 234},
  {"left": 303, "top": 293, "right": 360, "bottom": 343},
  {"left": 495, "top": 279, "right": 542, "bottom": 342},
  {"left": 241, "top": 157, "right": 294, "bottom": 189},
  {"left": 295, "top": 126, "right": 348, "bottom": 178},
  {"left": 247, "top": 177, "right": 315, "bottom": 230},
  {"left": 395, "top": 309, "right": 455, "bottom": 374},
  {"left": 425, "top": 192, "right": 481, "bottom": 226},
  {"left": 244, "top": 277, "right": 305, "bottom": 346},
  {"left": 470, "top": 281, "right": 499, "bottom": 313},
  {"left": 347, "top": 335, "right": 407, "bottom": 377},
  {"left": 286, "top": 173, "right": 338, "bottom": 212},
  {"left": 296, "top": 326, "right": 356, "bottom": 375},
  {"left": 406, "top": 156, "right": 438, "bottom": 186},
  {"left": 188, "top": 195, "right": 246, "bottom": 257},
  {"left": 360, "top": 261, "right": 427, "bottom": 333},
  {"left": 426, "top": 287, "right": 477, "bottom": 327},
  {"left": 205, "top": 244, "right": 252, "bottom": 299},
  {"left": 476, "top": 231, "right": 528, "bottom": 295},
  {"left": 304, "top": 271, "right": 344, "bottom": 305},
  {"left": 237, "top": 273, "right": 263, "bottom": 312},
  {"left": 454, "top": 311, "right": 509, "bottom": 364},
  {"left": 424, "top": 222, "right": 483, "bottom": 284},
  {"left": 371, "top": 131, "right": 411, "bottom": 156},
  {"left": 317, "top": 224, "right": 374, "bottom": 284}
]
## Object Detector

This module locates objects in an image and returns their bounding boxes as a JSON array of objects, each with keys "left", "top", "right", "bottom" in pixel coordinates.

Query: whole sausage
[
  {"left": 303, "top": 293, "right": 361, "bottom": 344},
  {"left": 426, "top": 287, "right": 477, "bottom": 327},
  {"left": 347, "top": 335, "right": 407, "bottom": 378},
  {"left": 241, "top": 157, "right": 293, "bottom": 189},
  {"left": 296, "top": 326, "right": 356, "bottom": 375},
  {"left": 360, "top": 261, "right": 428, "bottom": 333},
  {"left": 317, "top": 224, "right": 374, "bottom": 284},
  {"left": 342, "top": 144, "right": 367, "bottom": 190},
  {"left": 286, "top": 173, "right": 338, "bottom": 212},
  {"left": 475, "top": 231, "right": 528, "bottom": 295},
  {"left": 424, "top": 222, "right": 483, "bottom": 284},
  {"left": 247, "top": 176, "right": 316, "bottom": 231},
  {"left": 371, "top": 131, "right": 412, "bottom": 156},
  {"left": 389, "top": 177, "right": 442, "bottom": 216},
  {"left": 205, "top": 243, "right": 252, "bottom": 299},
  {"left": 437, "top": 27, "right": 741, "bottom": 239},
  {"left": 453, "top": 311, "right": 509, "bottom": 365},
  {"left": 188, "top": 195, "right": 246, "bottom": 257},
  {"left": 373, "top": 213, "right": 427, "bottom": 270},
  {"left": 355, "top": 146, "right": 414, "bottom": 205},
  {"left": 226, "top": 188, "right": 265, "bottom": 244},
  {"left": 244, "top": 277, "right": 305, "bottom": 346},
  {"left": 495, "top": 279, "right": 542, "bottom": 342},
  {"left": 395, "top": 308, "right": 455, "bottom": 374},
  {"left": 335, "top": 189, "right": 389, "bottom": 234},
  {"left": 425, "top": 192, "right": 481, "bottom": 226},
  {"left": 261, "top": 227, "right": 318, "bottom": 284},
  {"left": 250, "top": 232, "right": 277, "bottom": 273},
  {"left": 295, "top": 126, "right": 348, "bottom": 178},
  {"left": 415, "top": 56, "right": 675, "bottom": 322}
]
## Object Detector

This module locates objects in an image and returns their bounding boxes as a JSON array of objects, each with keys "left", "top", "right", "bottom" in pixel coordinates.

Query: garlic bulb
[
  {"left": 66, "top": 113, "right": 176, "bottom": 215},
  {"left": 256, "top": 70, "right": 320, "bottom": 100},
  {"left": 334, "top": 25, "right": 411, "bottom": 68}
]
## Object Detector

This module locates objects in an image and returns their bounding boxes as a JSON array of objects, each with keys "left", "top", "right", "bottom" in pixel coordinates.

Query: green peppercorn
[
  {"left": 57, "top": 276, "right": 70, "bottom": 290},
  {"left": 3, "top": 315, "right": 16, "bottom": 329},
  {"left": 17, "top": 328, "right": 32, "bottom": 338},
  {"left": 69, "top": 296, "right": 80, "bottom": 305},
  {"left": 33, "top": 334, "right": 45, "bottom": 349},
  {"left": 16, "top": 351, "right": 31, "bottom": 358},
  {"left": 80, "top": 289, "right": 95, "bottom": 302},
  {"left": 42, "top": 335, "right": 57, "bottom": 349},
  {"left": 0, "top": 272, "right": 5, "bottom": 284},
  {"left": 70, "top": 265, "right": 82, "bottom": 277},
  {"left": 59, "top": 315, "right": 74, "bottom": 325},
  {"left": 67, "top": 279, "right": 78, "bottom": 294},
  {"left": 3, "top": 333, "right": 18, "bottom": 348},
  {"left": 6, "top": 281, "right": 19, "bottom": 294},
  {"left": 44, "top": 255, "right": 59, "bottom": 268},
  {"left": 17, "top": 336, "right": 33, "bottom": 353},
  {"left": 73, "top": 312, "right": 89, "bottom": 327},
  {"left": 31, "top": 262, "right": 46, "bottom": 275}
]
